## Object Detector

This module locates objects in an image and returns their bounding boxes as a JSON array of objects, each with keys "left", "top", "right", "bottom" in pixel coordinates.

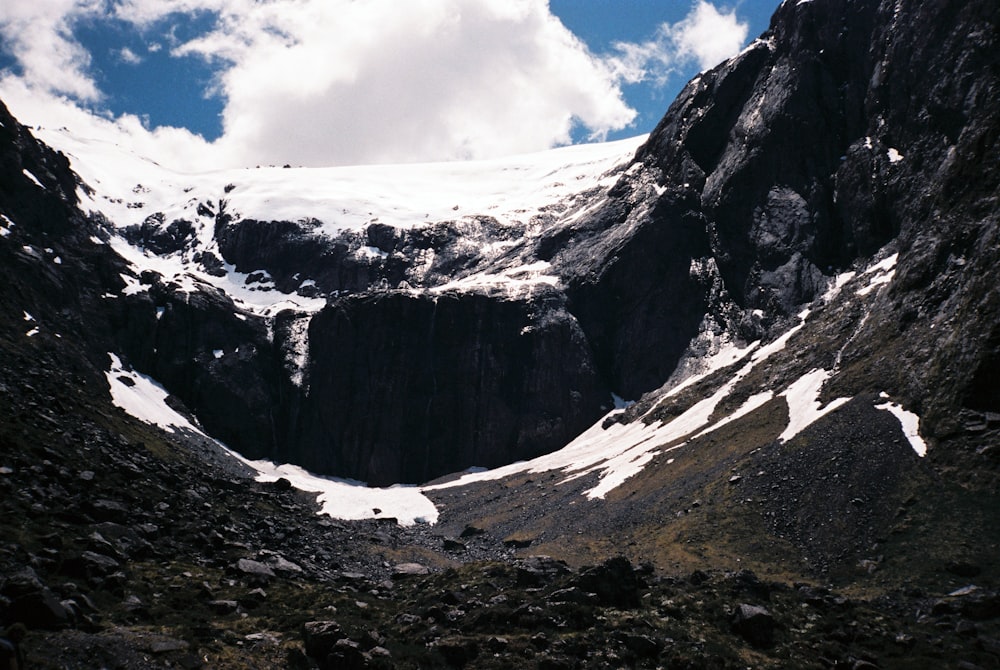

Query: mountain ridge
[{"left": 1, "top": 0, "right": 999, "bottom": 666}]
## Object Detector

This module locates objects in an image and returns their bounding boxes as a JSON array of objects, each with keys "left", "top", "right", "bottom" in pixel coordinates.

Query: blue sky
[
  {"left": 0, "top": 1, "right": 782, "bottom": 168},
  {"left": 552, "top": 1, "right": 779, "bottom": 142}
]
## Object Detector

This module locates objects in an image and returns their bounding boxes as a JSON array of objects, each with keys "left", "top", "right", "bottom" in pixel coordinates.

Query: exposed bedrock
[{"left": 290, "top": 290, "right": 609, "bottom": 486}]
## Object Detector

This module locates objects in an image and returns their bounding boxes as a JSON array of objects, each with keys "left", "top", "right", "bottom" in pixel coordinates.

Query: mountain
[{"left": 1, "top": 0, "right": 999, "bottom": 667}]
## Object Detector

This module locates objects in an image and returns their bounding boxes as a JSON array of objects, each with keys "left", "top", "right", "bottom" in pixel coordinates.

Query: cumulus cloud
[
  {"left": 0, "top": 76, "right": 219, "bottom": 169},
  {"left": 0, "top": 0, "right": 749, "bottom": 169},
  {"left": 608, "top": 1, "right": 749, "bottom": 87},
  {"left": 117, "top": 47, "right": 142, "bottom": 65},
  {"left": 0, "top": 0, "right": 103, "bottom": 102},
  {"left": 670, "top": 1, "right": 750, "bottom": 70},
  {"left": 171, "top": 0, "right": 640, "bottom": 166}
]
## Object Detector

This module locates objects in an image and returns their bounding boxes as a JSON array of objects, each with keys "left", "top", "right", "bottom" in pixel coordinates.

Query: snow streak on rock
[{"left": 876, "top": 393, "right": 928, "bottom": 457}]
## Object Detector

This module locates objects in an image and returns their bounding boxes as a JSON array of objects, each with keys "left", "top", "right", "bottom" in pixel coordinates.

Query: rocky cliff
[
  {"left": 1, "top": 0, "right": 999, "bottom": 666},
  {"left": 5, "top": 0, "right": 995, "bottom": 490}
]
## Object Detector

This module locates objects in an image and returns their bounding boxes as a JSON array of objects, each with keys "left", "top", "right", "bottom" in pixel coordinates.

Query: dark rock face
[
  {"left": 1, "top": 0, "right": 998, "bottom": 493},
  {"left": 109, "top": 278, "right": 283, "bottom": 460},
  {"left": 294, "top": 290, "right": 607, "bottom": 485},
  {"left": 123, "top": 214, "right": 196, "bottom": 256}
]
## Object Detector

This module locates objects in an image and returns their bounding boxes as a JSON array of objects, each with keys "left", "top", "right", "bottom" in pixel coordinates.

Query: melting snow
[
  {"left": 857, "top": 252, "right": 898, "bottom": 296},
  {"left": 875, "top": 393, "right": 927, "bottom": 456},
  {"left": 429, "top": 261, "right": 559, "bottom": 296},
  {"left": 247, "top": 461, "right": 438, "bottom": 526},
  {"left": 106, "top": 353, "right": 194, "bottom": 435},
  {"left": 22, "top": 169, "right": 43, "bottom": 188},
  {"left": 104, "top": 351, "right": 439, "bottom": 523},
  {"left": 777, "top": 369, "right": 850, "bottom": 442},
  {"left": 822, "top": 269, "right": 857, "bottom": 302}
]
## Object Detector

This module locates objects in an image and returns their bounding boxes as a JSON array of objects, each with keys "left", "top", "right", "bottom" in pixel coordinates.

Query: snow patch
[
  {"left": 105, "top": 353, "right": 197, "bottom": 435},
  {"left": 857, "top": 253, "right": 898, "bottom": 296},
  {"left": 430, "top": 261, "right": 559, "bottom": 296},
  {"left": 246, "top": 460, "right": 439, "bottom": 526},
  {"left": 822, "top": 269, "right": 857, "bottom": 302},
  {"left": 752, "top": 308, "right": 810, "bottom": 364},
  {"left": 887, "top": 147, "right": 904, "bottom": 163},
  {"left": 777, "top": 369, "right": 850, "bottom": 442},
  {"left": 665, "top": 336, "right": 758, "bottom": 399},
  {"left": 875, "top": 394, "right": 927, "bottom": 456},
  {"left": 119, "top": 272, "right": 148, "bottom": 296},
  {"left": 25, "top": 328, "right": 39, "bottom": 337},
  {"left": 22, "top": 169, "right": 43, "bottom": 188},
  {"left": 357, "top": 246, "right": 388, "bottom": 261},
  {"left": 695, "top": 390, "right": 774, "bottom": 438}
]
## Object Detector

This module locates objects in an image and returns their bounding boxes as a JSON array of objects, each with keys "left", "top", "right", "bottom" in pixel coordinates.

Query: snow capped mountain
[
  {"left": 1, "top": 0, "right": 999, "bottom": 666},
  {"left": 6, "top": 0, "right": 998, "bottom": 524},
  {"left": 45, "top": 126, "right": 643, "bottom": 312},
  {"left": 0, "top": 0, "right": 1000, "bottom": 608}
]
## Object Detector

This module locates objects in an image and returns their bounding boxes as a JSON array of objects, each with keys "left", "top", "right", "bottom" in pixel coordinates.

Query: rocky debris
[
  {"left": 571, "top": 556, "right": 644, "bottom": 609},
  {"left": 731, "top": 603, "right": 776, "bottom": 648},
  {"left": 392, "top": 563, "right": 431, "bottom": 578},
  {"left": 0, "top": 0, "right": 999, "bottom": 666},
  {"left": 0, "top": 568, "right": 69, "bottom": 630}
]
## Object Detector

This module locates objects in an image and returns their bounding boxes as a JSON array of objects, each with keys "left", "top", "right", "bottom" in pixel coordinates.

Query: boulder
[
  {"left": 572, "top": 556, "right": 643, "bottom": 608},
  {"left": 731, "top": 603, "right": 775, "bottom": 648}
]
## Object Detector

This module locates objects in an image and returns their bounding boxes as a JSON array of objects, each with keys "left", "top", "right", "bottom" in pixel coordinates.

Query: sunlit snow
[
  {"left": 22, "top": 169, "right": 43, "bottom": 188},
  {"left": 104, "top": 352, "right": 439, "bottom": 524},
  {"left": 777, "top": 369, "right": 850, "bottom": 442},
  {"left": 248, "top": 461, "right": 438, "bottom": 526},
  {"left": 857, "top": 252, "right": 898, "bottom": 296},
  {"left": 34, "top": 125, "right": 644, "bottom": 313},
  {"left": 36, "top": 126, "right": 643, "bottom": 238},
  {"left": 876, "top": 393, "right": 927, "bottom": 456},
  {"left": 106, "top": 353, "right": 194, "bottom": 435}
]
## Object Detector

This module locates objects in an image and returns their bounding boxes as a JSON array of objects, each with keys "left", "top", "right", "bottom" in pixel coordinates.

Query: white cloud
[
  {"left": 0, "top": 0, "right": 748, "bottom": 169},
  {"left": 0, "top": 75, "right": 220, "bottom": 170},
  {"left": 0, "top": 0, "right": 104, "bottom": 102},
  {"left": 669, "top": 0, "right": 749, "bottom": 70},
  {"left": 177, "top": 0, "right": 637, "bottom": 166},
  {"left": 118, "top": 47, "right": 142, "bottom": 65},
  {"left": 607, "top": 1, "right": 749, "bottom": 86}
]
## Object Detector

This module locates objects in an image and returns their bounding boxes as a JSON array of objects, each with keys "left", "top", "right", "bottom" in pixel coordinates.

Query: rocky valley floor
[{"left": 2, "top": 333, "right": 999, "bottom": 669}]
